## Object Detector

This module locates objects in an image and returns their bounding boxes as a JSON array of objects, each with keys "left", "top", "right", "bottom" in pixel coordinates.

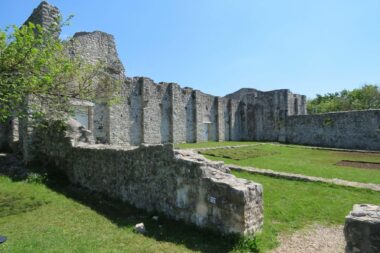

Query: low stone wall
[
  {"left": 284, "top": 110, "right": 380, "bottom": 150},
  {"left": 65, "top": 145, "right": 263, "bottom": 234},
  {"left": 36, "top": 126, "right": 263, "bottom": 235}
]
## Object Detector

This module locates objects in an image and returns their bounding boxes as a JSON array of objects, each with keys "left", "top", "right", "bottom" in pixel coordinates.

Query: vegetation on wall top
[
  {"left": 0, "top": 16, "right": 121, "bottom": 125},
  {"left": 307, "top": 84, "right": 380, "bottom": 114}
]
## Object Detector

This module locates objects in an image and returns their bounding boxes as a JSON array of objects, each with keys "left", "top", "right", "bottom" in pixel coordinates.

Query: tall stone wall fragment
[
  {"left": 216, "top": 97, "right": 226, "bottom": 141},
  {"left": 24, "top": 1, "right": 61, "bottom": 36},
  {"left": 171, "top": 84, "right": 195, "bottom": 143},
  {"left": 66, "top": 31, "right": 125, "bottom": 144},
  {"left": 141, "top": 79, "right": 172, "bottom": 144}
]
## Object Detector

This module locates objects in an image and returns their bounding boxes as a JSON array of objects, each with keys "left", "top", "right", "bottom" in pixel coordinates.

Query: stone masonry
[
  {"left": 285, "top": 110, "right": 380, "bottom": 150},
  {"left": 34, "top": 124, "right": 263, "bottom": 235},
  {"left": 24, "top": 1, "right": 61, "bottom": 37},
  {"left": 0, "top": 1, "right": 265, "bottom": 236},
  {"left": 344, "top": 204, "right": 380, "bottom": 253},
  {"left": 1, "top": 1, "right": 380, "bottom": 154}
]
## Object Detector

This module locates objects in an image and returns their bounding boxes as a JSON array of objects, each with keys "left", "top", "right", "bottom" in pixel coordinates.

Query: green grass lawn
[
  {"left": 1, "top": 172, "right": 379, "bottom": 253},
  {"left": 181, "top": 141, "right": 380, "bottom": 184},
  {"left": 233, "top": 171, "right": 380, "bottom": 251},
  {"left": 0, "top": 176, "right": 242, "bottom": 253},
  {"left": 174, "top": 141, "right": 262, "bottom": 149}
]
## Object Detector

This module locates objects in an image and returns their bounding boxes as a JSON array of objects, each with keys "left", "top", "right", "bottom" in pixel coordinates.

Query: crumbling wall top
[
  {"left": 24, "top": 1, "right": 61, "bottom": 36},
  {"left": 67, "top": 31, "right": 125, "bottom": 76}
]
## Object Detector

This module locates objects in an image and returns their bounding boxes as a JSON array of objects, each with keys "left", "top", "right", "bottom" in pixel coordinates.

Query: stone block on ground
[
  {"left": 344, "top": 204, "right": 380, "bottom": 253},
  {"left": 134, "top": 223, "right": 146, "bottom": 234}
]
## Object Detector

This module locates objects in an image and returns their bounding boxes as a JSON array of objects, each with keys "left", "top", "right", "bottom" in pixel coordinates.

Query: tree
[
  {"left": 0, "top": 18, "right": 119, "bottom": 124},
  {"left": 307, "top": 85, "right": 380, "bottom": 114}
]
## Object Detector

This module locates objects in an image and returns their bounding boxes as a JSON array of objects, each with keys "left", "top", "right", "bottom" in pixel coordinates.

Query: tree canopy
[
  {"left": 307, "top": 85, "right": 380, "bottom": 114},
  {"left": 0, "top": 18, "right": 119, "bottom": 124}
]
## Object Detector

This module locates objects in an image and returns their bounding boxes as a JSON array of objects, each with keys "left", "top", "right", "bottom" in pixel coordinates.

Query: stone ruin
[
  {"left": 0, "top": 1, "right": 265, "bottom": 236},
  {"left": 1, "top": 0, "right": 380, "bottom": 239},
  {"left": 1, "top": 1, "right": 380, "bottom": 153}
]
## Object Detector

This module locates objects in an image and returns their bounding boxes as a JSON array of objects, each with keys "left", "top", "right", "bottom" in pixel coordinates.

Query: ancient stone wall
[
  {"left": 226, "top": 88, "right": 307, "bottom": 142},
  {"left": 106, "top": 76, "right": 249, "bottom": 145},
  {"left": 19, "top": 1, "right": 380, "bottom": 152},
  {"left": 34, "top": 124, "right": 264, "bottom": 235},
  {"left": 24, "top": 1, "right": 60, "bottom": 36},
  {"left": 287, "top": 92, "right": 307, "bottom": 116},
  {"left": 67, "top": 145, "right": 263, "bottom": 235},
  {"left": 142, "top": 79, "right": 172, "bottom": 144},
  {"left": 125, "top": 78, "right": 143, "bottom": 145},
  {"left": 171, "top": 85, "right": 196, "bottom": 143},
  {"left": 194, "top": 91, "right": 218, "bottom": 142},
  {"left": 284, "top": 110, "right": 380, "bottom": 150},
  {"left": 223, "top": 99, "right": 231, "bottom": 141},
  {"left": 66, "top": 31, "right": 126, "bottom": 144},
  {"left": 216, "top": 97, "right": 226, "bottom": 141},
  {"left": 229, "top": 99, "right": 244, "bottom": 141}
]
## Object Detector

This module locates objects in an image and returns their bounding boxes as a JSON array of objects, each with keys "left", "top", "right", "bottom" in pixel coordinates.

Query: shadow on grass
[
  {"left": 0, "top": 152, "right": 239, "bottom": 252},
  {"left": 0, "top": 153, "right": 28, "bottom": 181},
  {"left": 33, "top": 161, "right": 240, "bottom": 253},
  {"left": 43, "top": 174, "right": 237, "bottom": 253},
  {"left": 0, "top": 193, "right": 49, "bottom": 218}
]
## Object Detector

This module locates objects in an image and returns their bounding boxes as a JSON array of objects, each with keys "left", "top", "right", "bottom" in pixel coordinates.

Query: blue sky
[{"left": 1, "top": 1, "right": 380, "bottom": 98}]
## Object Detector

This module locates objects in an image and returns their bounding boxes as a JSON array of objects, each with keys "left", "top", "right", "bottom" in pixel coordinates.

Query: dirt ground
[{"left": 336, "top": 160, "right": 380, "bottom": 170}]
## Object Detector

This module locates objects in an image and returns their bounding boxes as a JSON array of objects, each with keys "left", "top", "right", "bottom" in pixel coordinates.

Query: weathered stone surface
[
  {"left": 285, "top": 110, "right": 380, "bottom": 150},
  {"left": 65, "top": 30, "right": 125, "bottom": 144},
  {"left": 226, "top": 88, "right": 306, "bottom": 142},
  {"left": 24, "top": 1, "right": 61, "bottom": 36},
  {"left": 10, "top": 1, "right": 380, "bottom": 156},
  {"left": 344, "top": 204, "right": 380, "bottom": 253},
  {"left": 67, "top": 31, "right": 125, "bottom": 76},
  {"left": 35, "top": 125, "right": 263, "bottom": 235},
  {"left": 134, "top": 223, "right": 146, "bottom": 234},
  {"left": 63, "top": 144, "right": 263, "bottom": 235}
]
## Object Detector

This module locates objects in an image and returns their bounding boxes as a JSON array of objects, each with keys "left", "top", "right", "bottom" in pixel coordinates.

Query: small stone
[
  {"left": 0, "top": 236, "right": 6, "bottom": 244},
  {"left": 152, "top": 216, "right": 159, "bottom": 221},
  {"left": 134, "top": 223, "right": 146, "bottom": 234}
]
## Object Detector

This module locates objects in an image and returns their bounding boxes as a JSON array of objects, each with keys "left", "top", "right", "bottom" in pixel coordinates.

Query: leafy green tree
[
  {"left": 307, "top": 85, "right": 380, "bottom": 114},
  {"left": 0, "top": 18, "right": 119, "bottom": 124}
]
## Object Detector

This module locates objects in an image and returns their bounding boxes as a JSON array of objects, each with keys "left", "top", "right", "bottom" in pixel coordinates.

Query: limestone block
[{"left": 344, "top": 204, "right": 380, "bottom": 253}]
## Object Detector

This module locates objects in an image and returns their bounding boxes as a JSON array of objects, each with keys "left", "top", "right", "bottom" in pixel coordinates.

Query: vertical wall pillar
[
  {"left": 194, "top": 90, "right": 203, "bottom": 143},
  {"left": 169, "top": 83, "right": 176, "bottom": 144},
  {"left": 301, "top": 95, "right": 307, "bottom": 115},
  {"left": 141, "top": 78, "right": 149, "bottom": 144},
  {"left": 138, "top": 78, "right": 146, "bottom": 144},
  {"left": 88, "top": 106, "right": 94, "bottom": 133},
  {"left": 216, "top": 97, "right": 225, "bottom": 141},
  {"left": 227, "top": 99, "right": 232, "bottom": 141}
]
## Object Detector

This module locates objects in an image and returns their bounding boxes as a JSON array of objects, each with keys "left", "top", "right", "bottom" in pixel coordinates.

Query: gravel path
[{"left": 270, "top": 225, "right": 345, "bottom": 253}]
